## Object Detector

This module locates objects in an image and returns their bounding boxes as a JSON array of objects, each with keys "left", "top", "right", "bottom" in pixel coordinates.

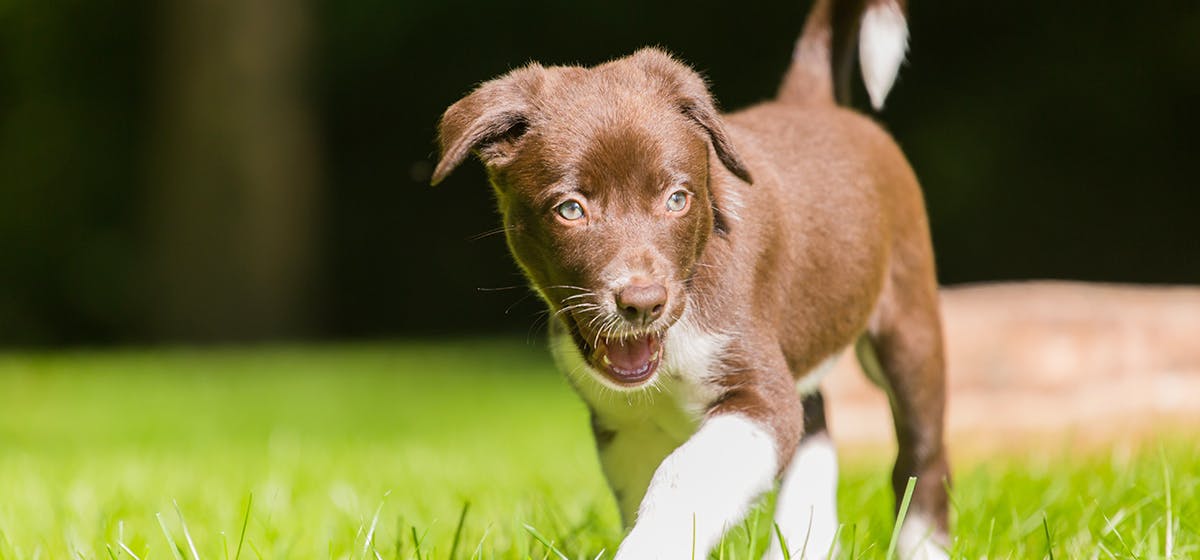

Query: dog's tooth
[{"left": 602, "top": 354, "right": 612, "bottom": 367}]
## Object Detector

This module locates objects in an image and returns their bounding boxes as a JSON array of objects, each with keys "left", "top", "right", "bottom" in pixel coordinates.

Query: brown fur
[{"left": 433, "top": 0, "right": 949, "bottom": 544}]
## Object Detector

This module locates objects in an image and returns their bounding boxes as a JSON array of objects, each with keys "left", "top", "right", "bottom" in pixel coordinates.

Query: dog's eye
[
  {"left": 666, "top": 190, "right": 689, "bottom": 213},
  {"left": 556, "top": 200, "right": 585, "bottom": 221}
]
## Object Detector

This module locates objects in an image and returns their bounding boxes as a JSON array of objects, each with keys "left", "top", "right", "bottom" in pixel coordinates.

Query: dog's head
[{"left": 433, "top": 48, "right": 751, "bottom": 390}]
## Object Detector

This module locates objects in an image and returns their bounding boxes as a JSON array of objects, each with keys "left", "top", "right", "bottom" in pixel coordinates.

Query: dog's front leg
[
  {"left": 613, "top": 414, "right": 776, "bottom": 560},
  {"left": 614, "top": 380, "right": 801, "bottom": 560},
  {"left": 592, "top": 414, "right": 680, "bottom": 528}
]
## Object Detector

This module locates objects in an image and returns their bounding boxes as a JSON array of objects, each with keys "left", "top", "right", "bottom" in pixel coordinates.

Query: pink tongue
[{"left": 605, "top": 335, "right": 655, "bottom": 372}]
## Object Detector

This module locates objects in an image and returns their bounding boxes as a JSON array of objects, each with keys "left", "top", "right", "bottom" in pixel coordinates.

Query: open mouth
[
  {"left": 594, "top": 332, "right": 663, "bottom": 385},
  {"left": 564, "top": 316, "right": 664, "bottom": 387}
]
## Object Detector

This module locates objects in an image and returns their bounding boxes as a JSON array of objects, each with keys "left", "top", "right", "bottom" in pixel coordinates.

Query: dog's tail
[{"left": 778, "top": 0, "right": 909, "bottom": 109}]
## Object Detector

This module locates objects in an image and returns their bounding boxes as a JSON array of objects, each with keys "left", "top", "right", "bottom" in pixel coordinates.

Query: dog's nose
[{"left": 615, "top": 281, "right": 668, "bottom": 325}]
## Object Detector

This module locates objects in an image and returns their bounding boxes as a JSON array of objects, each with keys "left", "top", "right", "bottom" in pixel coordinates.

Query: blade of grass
[
  {"left": 1042, "top": 514, "right": 1055, "bottom": 560},
  {"left": 825, "top": 525, "right": 842, "bottom": 559},
  {"left": 522, "top": 524, "right": 568, "bottom": 560},
  {"left": 350, "top": 522, "right": 362, "bottom": 560},
  {"left": 798, "top": 505, "right": 814, "bottom": 560},
  {"left": 234, "top": 492, "right": 253, "bottom": 560},
  {"left": 158, "top": 511, "right": 186, "bottom": 560},
  {"left": 1162, "top": 446, "right": 1174, "bottom": 559},
  {"left": 1100, "top": 511, "right": 1134, "bottom": 557},
  {"left": 738, "top": 515, "right": 754, "bottom": 559},
  {"left": 448, "top": 502, "right": 470, "bottom": 560},
  {"left": 469, "top": 526, "right": 491, "bottom": 560},
  {"left": 885, "top": 476, "right": 917, "bottom": 560},
  {"left": 691, "top": 514, "right": 697, "bottom": 560},
  {"left": 248, "top": 539, "right": 264, "bottom": 560},
  {"left": 393, "top": 516, "right": 403, "bottom": 560},
  {"left": 847, "top": 523, "right": 856, "bottom": 560},
  {"left": 117, "top": 543, "right": 143, "bottom": 560},
  {"left": 174, "top": 500, "right": 201, "bottom": 560},
  {"left": 985, "top": 517, "right": 995, "bottom": 559},
  {"left": 746, "top": 505, "right": 761, "bottom": 559},
  {"left": 410, "top": 526, "right": 424, "bottom": 560},
  {"left": 772, "top": 523, "right": 791, "bottom": 560},
  {"left": 361, "top": 499, "right": 385, "bottom": 560}
]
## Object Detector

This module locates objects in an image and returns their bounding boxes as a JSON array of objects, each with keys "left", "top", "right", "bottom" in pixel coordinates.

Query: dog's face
[{"left": 433, "top": 49, "right": 751, "bottom": 389}]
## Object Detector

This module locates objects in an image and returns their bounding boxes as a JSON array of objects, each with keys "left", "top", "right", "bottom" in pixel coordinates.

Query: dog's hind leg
[
  {"left": 856, "top": 253, "right": 951, "bottom": 559},
  {"left": 765, "top": 391, "right": 838, "bottom": 560}
]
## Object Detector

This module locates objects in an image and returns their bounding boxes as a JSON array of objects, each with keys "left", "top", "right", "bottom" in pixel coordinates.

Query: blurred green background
[
  {"left": 2, "top": 0, "right": 1198, "bottom": 345},
  {"left": 2, "top": 343, "right": 1194, "bottom": 558}
]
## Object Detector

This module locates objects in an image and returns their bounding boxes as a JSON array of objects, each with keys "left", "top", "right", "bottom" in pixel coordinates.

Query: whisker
[
  {"left": 593, "top": 320, "right": 605, "bottom": 351},
  {"left": 476, "top": 285, "right": 524, "bottom": 292},
  {"left": 504, "top": 291, "right": 538, "bottom": 315},
  {"left": 467, "top": 226, "right": 516, "bottom": 241},
  {"left": 527, "top": 312, "right": 551, "bottom": 344},
  {"left": 585, "top": 310, "right": 609, "bottom": 331},
  {"left": 542, "top": 284, "right": 589, "bottom": 292},
  {"left": 600, "top": 315, "right": 622, "bottom": 342},
  {"left": 553, "top": 302, "right": 601, "bottom": 320},
  {"left": 586, "top": 319, "right": 610, "bottom": 348},
  {"left": 557, "top": 302, "right": 600, "bottom": 313}
]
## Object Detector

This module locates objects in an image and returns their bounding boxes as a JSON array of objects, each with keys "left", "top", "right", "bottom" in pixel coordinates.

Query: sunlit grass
[{"left": 0, "top": 341, "right": 1195, "bottom": 558}]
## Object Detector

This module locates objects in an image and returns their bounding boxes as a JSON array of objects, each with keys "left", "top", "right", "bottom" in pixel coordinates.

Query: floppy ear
[
  {"left": 630, "top": 48, "right": 753, "bottom": 184},
  {"left": 679, "top": 100, "right": 753, "bottom": 184},
  {"left": 431, "top": 65, "right": 543, "bottom": 185}
]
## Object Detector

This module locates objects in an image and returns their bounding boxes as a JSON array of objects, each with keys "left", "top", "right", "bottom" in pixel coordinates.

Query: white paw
[
  {"left": 763, "top": 540, "right": 837, "bottom": 560},
  {"left": 767, "top": 435, "right": 839, "bottom": 560},
  {"left": 896, "top": 515, "right": 949, "bottom": 560},
  {"left": 898, "top": 540, "right": 949, "bottom": 560},
  {"left": 614, "top": 526, "right": 693, "bottom": 560}
]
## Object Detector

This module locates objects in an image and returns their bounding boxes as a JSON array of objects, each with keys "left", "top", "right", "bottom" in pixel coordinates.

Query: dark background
[{"left": 1, "top": 0, "right": 1197, "bottom": 346}]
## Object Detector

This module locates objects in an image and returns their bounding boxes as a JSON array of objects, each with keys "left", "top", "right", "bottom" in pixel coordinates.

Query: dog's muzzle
[{"left": 595, "top": 332, "right": 663, "bottom": 385}]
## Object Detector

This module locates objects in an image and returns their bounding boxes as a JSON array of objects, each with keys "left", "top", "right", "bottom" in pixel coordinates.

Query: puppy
[{"left": 432, "top": 0, "right": 950, "bottom": 558}]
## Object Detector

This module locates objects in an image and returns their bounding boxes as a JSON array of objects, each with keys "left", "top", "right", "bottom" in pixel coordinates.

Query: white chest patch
[{"left": 550, "top": 315, "right": 732, "bottom": 523}]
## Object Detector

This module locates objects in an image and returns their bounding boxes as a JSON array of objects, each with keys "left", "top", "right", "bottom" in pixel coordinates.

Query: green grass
[{"left": 0, "top": 341, "right": 1195, "bottom": 559}]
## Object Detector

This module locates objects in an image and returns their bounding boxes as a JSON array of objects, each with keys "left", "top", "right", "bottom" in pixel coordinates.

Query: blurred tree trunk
[{"left": 147, "top": 0, "right": 319, "bottom": 340}]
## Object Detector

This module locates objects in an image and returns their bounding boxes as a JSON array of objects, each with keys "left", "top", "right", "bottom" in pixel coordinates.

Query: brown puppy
[{"left": 432, "top": 0, "right": 949, "bottom": 558}]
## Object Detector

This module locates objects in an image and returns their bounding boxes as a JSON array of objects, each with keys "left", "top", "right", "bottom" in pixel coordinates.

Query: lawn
[{"left": 0, "top": 341, "right": 1195, "bottom": 559}]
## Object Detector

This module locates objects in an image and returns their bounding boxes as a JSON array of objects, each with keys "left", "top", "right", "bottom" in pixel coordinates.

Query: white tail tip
[{"left": 859, "top": 1, "right": 909, "bottom": 110}]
